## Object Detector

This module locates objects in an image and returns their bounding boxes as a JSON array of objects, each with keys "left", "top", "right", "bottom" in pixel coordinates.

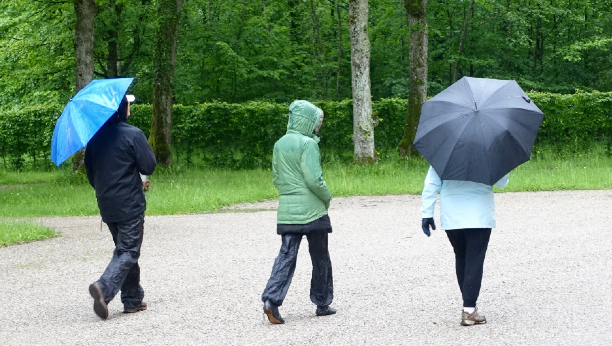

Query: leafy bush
[
  {"left": 1, "top": 92, "right": 611, "bottom": 170},
  {"left": 0, "top": 104, "right": 62, "bottom": 169},
  {"left": 530, "top": 90, "right": 612, "bottom": 153}
]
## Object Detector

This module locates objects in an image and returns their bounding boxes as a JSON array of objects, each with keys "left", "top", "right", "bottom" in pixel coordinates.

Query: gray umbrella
[{"left": 413, "top": 76, "right": 545, "bottom": 185}]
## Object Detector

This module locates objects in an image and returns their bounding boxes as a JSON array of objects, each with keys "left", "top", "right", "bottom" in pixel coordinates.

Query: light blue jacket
[{"left": 421, "top": 166, "right": 509, "bottom": 230}]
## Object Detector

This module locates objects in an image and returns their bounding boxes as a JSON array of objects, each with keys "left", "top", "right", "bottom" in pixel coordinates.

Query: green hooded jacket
[{"left": 273, "top": 100, "right": 332, "bottom": 224}]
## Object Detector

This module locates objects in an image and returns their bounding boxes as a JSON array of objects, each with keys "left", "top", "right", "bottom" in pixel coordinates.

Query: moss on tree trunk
[
  {"left": 399, "top": 0, "right": 428, "bottom": 158},
  {"left": 149, "top": 0, "right": 183, "bottom": 167}
]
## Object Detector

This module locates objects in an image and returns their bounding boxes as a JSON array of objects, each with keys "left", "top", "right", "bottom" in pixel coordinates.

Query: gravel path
[{"left": 1, "top": 190, "right": 612, "bottom": 345}]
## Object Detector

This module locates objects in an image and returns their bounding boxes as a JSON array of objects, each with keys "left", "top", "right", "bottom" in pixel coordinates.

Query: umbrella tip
[{"left": 61, "top": 92, "right": 72, "bottom": 101}]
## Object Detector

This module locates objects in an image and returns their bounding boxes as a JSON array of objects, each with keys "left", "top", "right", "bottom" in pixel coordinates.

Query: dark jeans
[
  {"left": 98, "top": 214, "right": 145, "bottom": 309},
  {"left": 445, "top": 228, "right": 491, "bottom": 307},
  {"left": 261, "top": 229, "right": 333, "bottom": 307}
]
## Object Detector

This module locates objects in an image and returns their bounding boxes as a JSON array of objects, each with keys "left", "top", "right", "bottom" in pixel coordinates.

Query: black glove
[{"left": 421, "top": 218, "right": 436, "bottom": 237}]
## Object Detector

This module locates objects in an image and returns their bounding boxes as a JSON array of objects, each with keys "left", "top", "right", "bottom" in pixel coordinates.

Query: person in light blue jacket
[{"left": 421, "top": 165, "right": 509, "bottom": 326}]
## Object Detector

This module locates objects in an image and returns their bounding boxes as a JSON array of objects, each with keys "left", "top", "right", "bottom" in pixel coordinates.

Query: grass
[
  {"left": 503, "top": 148, "right": 612, "bottom": 191},
  {"left": 0, "top": 219, "right": 60, "bottom": 247},
  {"left": 0, "top": 147, "right": 611, "bottom": 219}
]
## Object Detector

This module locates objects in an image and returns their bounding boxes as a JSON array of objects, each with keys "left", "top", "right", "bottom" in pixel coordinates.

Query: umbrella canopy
[
  {"left": 413, "top": 76, "right": 544, "bottom": 185},
  {"left": 50, "top": 78, "right": 134, "bottom": 166}
]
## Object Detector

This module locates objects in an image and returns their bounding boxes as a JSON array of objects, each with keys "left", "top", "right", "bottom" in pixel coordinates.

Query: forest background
[
  {"left": 1, "top": 0, "right": 612, "bottom": 244},
  {"left": 2, "top": 0, "right": 612, "bottom": 169},
  {"left": 1, "top": 0, "right": 612, "bottom": 167},
  {"left": 2, "top": 0, "right": 611, "bottom": 106}
]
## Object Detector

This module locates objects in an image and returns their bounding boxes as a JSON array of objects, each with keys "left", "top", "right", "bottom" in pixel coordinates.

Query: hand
[
  {"left": 142, "top": 180, "right": 151, "bottom": 191},
  {"left": 421, "top": 218, "right": 436, "bottom": 237}
]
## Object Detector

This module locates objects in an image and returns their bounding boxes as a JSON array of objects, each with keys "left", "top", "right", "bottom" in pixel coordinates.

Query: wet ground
[{"left": 1, "top": 190, "right": 612, "bottom": 345}]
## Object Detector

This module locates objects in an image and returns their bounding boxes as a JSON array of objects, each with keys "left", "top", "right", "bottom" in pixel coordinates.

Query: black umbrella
[{"left": 413, "top": 77, "right": 544, "bottom": 185}]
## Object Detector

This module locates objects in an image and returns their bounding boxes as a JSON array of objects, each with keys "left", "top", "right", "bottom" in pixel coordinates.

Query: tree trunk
[
  {"left": 348, "top": 0, "right": 375, "bottom": 162},
  {"left": 309, "top": 0, "right": 327, "bottom": 99},
  {"left": 288, "top": 0, "right": 300, "bottom": 45},
  {"left": 72, "top": 0, "right": 97, "bottom": 172},
  {"left": 534, "top": 15, "right": 541, "bottom": 72},
  {"left": 398, "top": 0, "right": 428, "bottom": 158},
  {"left": 106, "top": 1, "right": 122, "bottom": 78},
  {"left": 452, "top": 0, "right": 474, "bottom": 83},
  {"left": 335, "top": 0, "right": 343, "bottom": 100},
  {"left": 149, "top": 0, "right": 183, "bottom": 167}
]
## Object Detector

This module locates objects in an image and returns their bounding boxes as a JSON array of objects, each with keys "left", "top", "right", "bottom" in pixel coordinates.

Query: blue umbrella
[
  {"left": 50, "top": 78, "right": 134, "bottom": 166},
  {"left": 413, "top": 77, "right": 545, "bottom": 185}
]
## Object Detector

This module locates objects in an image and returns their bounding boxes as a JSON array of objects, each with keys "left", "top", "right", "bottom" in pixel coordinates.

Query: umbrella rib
[
  {"left": 428, "top": 100, "right": 474, "bottom": 111},
  {"left": 417, "top": 108, "right": 474, "bottom": 139},
  {"left": 441, "top": 114, "right": 476, "bottom": 178},
  {"left": 478, "top": 80, "right": 513, "bottom": 107},
  {"left": 485, "top": 109, "right": 543, "bottom": 138},
  {"left": 420, "top": 102, "right": 474, "bottom": 127},
  {"left": 482, "top": 112, "right": 537, "bottom": 154},
  {"left": 431, "top": 90, "right": 475, "bottom": 110},
  {"left": 477, "top": 115, "right": 499, "bottom": 183},
  {"left": 483, "top": 96, "right": 541, "bottom": 112}
]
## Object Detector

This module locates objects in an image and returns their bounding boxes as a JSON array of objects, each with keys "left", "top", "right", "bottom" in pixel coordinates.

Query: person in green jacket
[{"left": 261, "top": 100, "right": 336, "bottom": 324}]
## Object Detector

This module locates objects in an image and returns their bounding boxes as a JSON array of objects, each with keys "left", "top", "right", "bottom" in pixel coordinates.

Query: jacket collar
[{"left": 286, "top": 129, "right": 320, "bottom": 143}]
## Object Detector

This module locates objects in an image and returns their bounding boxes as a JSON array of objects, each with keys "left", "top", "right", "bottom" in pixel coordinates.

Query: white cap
[{"left": 126, "top": 94, "right": 136, "bottom": 103}]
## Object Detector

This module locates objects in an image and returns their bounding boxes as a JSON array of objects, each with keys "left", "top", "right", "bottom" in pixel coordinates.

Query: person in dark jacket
[
  {"left": 261, "top": 100, "right": 336, "bottom": 324},
  {"left": 84, "top": 94, "right": 156, "bottom": 319}
]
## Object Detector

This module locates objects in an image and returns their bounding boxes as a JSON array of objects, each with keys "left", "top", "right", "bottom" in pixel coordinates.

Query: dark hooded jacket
[{"left": 84, "top": 97, "right": 156, "bottom": 223}]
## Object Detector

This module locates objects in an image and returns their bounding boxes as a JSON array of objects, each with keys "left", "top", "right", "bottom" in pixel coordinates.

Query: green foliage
[
  {"left": 1, "top": 146, "right": 611, "bottom": 218},
  {"left": 530, "top": 91, "right": 612, "bottom": 152},
  {"left": 428, "top": 0, "right": 612, "bottom": 93},
  {"left": 2, "top": 0, "right": 612, "bottom": 108},
  {"left": 1, "top": 92, "right": 611, "bottom": 169},
  {"left": 0, "top": 103, "right": 62, "bottom": 170},
  {"left": 0, "top": 219, "right": 60, "bottom": 247},
  {"left": 0, "top": 0, "right": 75, "bottom": 107}
]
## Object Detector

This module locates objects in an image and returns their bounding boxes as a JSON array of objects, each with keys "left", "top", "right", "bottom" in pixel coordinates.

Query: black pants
[
  {"left": 98, "top": 214, "right": 145, "bottom": 309},
  {"left": 445, "top": 228, "right": 491, "bottom": 307},
  {"left": 261, "top": 230, "right": 333, "bottom": 307}
]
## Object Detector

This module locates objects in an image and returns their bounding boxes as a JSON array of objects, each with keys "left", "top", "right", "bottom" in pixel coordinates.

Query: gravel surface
[{"left": 1, "top": 190, "right": 612, "bottom": 345}]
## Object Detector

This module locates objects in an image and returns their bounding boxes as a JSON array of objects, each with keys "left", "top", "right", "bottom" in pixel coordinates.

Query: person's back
[
  {"left": 84, "top": 95, "right": 156, "bottom": 320},
  {"left": 262, "top": 100, "right": 336, "bottom": 324},
  {"left": 422, "top": 166, "right": 508, "bottom": 230},
  {"left": 420, "top": 165, "right": 508, "bottom": 326},
  {"left": 272, "top": 100, "right": 331, "bottom": 226},
  {"left": 274, "top": 129, "right": 330, "bottom": 225},
  {"left": 86, "top": 120, "right": 156, "bottom": 222}
]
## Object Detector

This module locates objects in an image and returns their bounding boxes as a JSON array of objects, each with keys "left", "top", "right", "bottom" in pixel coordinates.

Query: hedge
[{"left": 1, "top": 91, "right": 611, "bottom": 169}]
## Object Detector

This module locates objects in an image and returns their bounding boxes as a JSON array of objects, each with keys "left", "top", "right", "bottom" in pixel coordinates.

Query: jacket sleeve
[
  {"left": 133, "top": 130, "right": 157, "bottom": 175},
  {"left": 84, "top": 146, "right": 95, "bottom": 188},
  {"left": 300, "top": 139, "right": 332, "bottom": 204},
  {"left": 494, "top": 174, "right": 509, "bottom": 189},
  {"left": 421, "top": 166, "right": 442, "bottom": 218},
  {"left": 272, "top": 148, "right": 280, "bottom": 190}
]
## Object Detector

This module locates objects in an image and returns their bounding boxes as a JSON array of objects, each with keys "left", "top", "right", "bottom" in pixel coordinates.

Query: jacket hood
[{"left": 287, "top": 100, "right": 322, "bottom": 138}]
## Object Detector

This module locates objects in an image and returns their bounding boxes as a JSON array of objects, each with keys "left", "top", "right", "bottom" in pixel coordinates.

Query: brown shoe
[
  {"left": 124, "top": 301, "right": 148, "bottom": 313},
  {"left": 89, "top": 282, "right": 109, "bottom": 319},
  {"left": 461, "top": 307, "right": 486, "bottom": 326}
]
